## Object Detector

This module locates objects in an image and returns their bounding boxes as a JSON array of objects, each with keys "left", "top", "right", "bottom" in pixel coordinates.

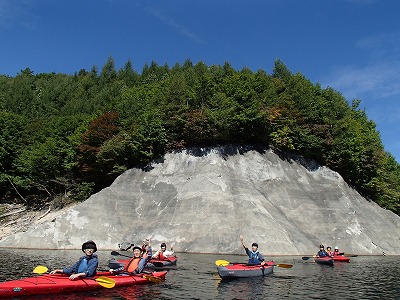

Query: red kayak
[
  {"left": 333, "top": 255, "right": 350, "bottom": 262},
  {"left": 148, "top": 256, "right": 177, "bottom": 268},
  {"left": 0, "top": 271, "right": 167, "bottom": 298},
  {"left": 314, "top": 256, "right": 334, "bottom": 266}
]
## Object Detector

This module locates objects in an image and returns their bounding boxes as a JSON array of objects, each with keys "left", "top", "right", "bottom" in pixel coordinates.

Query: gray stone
[{"left": 1, "top": 146, "right": 399, "bottom": 255}]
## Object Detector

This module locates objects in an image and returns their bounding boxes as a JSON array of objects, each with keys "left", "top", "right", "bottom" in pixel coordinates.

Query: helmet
[
  {"left": 334, "top": 246, "right": 339, "bottom": 250},
  {"left": 251, "top": 242, "right": 259, "bottom": 248},
  {"left": 82, "top": 240, "right": 97, "bottom": 252},
  {"left": 161, "top": 243, "right": 167, "bottom": 248},
  {"left": 319, "top": 245, "right": 324, "bottom": 248}
]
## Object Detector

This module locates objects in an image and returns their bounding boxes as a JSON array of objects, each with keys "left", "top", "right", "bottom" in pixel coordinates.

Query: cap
[
  {"left": 82, "top": 240, "right": 97, "bottom": 252},
  {"left": 132, "top": 246, "right": 142, "bottom": 252}
]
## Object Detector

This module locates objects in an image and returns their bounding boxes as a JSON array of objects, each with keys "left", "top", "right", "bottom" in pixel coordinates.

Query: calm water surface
[{"left": 0, "top": 249, "right": 399, "bottom": 299}]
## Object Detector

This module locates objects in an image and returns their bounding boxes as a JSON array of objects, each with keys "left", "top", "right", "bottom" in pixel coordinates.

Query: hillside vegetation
[{"left": 0, "top": 58, "right": 399, "bottom": 215}]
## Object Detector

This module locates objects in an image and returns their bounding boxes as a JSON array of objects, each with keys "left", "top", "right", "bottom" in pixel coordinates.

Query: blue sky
[{"left": 1, "top": 0, "right": 399, "bottom": 162}]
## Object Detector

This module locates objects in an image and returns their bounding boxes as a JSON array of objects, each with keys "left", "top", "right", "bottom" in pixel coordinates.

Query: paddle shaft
[{"left": 216, "top": 260, "right": 292, "bottom": 268}]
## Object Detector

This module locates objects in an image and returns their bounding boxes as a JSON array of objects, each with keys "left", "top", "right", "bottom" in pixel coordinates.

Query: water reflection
[{"left": 0, "top": 250, "right": 398, "bottom": 299}]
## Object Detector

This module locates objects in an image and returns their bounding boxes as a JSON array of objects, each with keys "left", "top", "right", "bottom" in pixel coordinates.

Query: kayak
[
  {"left": 314, "top": 256, "right": 334, "bottom": 266},
  {"left": 110, "top": 257, "right": 177, "bottom": 269},
  {"left": 0, "top": 271, "right": 167, "bottom": 298},
  {"left": 217, "top": 262, "right": 274, "bottom": 279},
  {"left": 148, "top": 256, "right": 177, "bottom": 269},
  {"left": 333, "top": 255, "right": 350, "bottom": 262}
]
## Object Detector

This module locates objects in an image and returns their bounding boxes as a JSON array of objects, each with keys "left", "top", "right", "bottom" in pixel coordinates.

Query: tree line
[{"left": 0, "top": 57, "right": 399, "bottom": 215}]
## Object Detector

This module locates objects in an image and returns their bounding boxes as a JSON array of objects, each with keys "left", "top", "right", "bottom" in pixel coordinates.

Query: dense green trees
[{"left": 0, "top": 58, "right": 399, "bottom": 215}]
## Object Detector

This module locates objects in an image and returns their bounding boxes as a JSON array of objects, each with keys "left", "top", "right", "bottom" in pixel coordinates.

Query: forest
[{"left": 0, "top": 57, "right": 399, "bottom": 216}]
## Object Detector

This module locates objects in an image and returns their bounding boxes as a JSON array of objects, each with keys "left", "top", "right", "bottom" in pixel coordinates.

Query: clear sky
[{"left": 1, "top": 0, "right": 399, "bottom": 162}]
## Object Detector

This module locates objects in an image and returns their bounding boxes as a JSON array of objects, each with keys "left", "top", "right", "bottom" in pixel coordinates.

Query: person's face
[
  {"left": 320, "top": 247, "right": 324, "bottom": 250},
  {"left": 133, "top": 249, "right": 141, "bottom": 258},
  {"left": 161, "top": 247, "right": 166, "bottom": 252},
  {"left": 252, "top": 246, "right": 258, "bottom": 252},
  {"left": 84, "top": 248, "right": 94, "bottom": 256}
]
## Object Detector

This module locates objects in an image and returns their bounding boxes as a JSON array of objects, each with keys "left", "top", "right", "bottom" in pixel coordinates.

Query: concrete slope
[{"left": 1, "top": 146, "right": 399, "bottom": 255}]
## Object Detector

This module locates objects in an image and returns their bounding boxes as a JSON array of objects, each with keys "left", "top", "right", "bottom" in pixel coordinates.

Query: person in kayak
[
  {"left": 110, "top": 239, "right": 152, "bottom": 274},
  {"left": 239, "top": 235, "right": 265, "bottom": 266},
  {"left": 316, "top": 244, "right": 330, "bottom": 257},
  {"left": 333, "top": 246, "right": 342, "bottom": 256},
  {"left": 50, "top": 240, "right": 99, "bottom": 280},
  {"left": 152, "top": 242, "right": 174, "bottom": 260},
  {"left": 326, "top": 246, "right": 333, "bottom": 256}
]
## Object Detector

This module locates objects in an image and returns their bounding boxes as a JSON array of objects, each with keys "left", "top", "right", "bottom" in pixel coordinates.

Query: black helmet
[
  {"left": 161, "top": 243, "right": 167, "bottom": 248},
  {"left": 251, "top": 242, "right": 259, "bottom": 248},
  {"left": 82, "top": 240, "right": 97, "bottom": 252},
  {"left": 319, "top": 245, "right": 324, "bottom": 248}
]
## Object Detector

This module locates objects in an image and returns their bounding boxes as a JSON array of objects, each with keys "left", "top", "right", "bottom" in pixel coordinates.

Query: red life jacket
[
  {"left": 157, "top": 250, "right": 165, "bottom": 260},
  {"left": 124, "top": 258, "right": 140, "bottom": 273}
]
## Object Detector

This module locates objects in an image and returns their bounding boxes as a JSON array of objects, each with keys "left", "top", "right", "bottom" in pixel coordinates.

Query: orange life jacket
[{"left": 124, "top": 258, "right": 140, "bottom": 273}]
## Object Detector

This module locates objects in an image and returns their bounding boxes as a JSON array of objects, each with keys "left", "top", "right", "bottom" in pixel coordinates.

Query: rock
[{"left": 0, "top": 146, "right": 399, "bottom": 255}]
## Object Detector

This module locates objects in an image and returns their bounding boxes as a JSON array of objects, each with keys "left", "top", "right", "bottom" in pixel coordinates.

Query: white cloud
[
  {"left": 326, "top": 62, "right": 400, "bottom": 100},
  {"left": 0, "top": 0, "right": 38, "bottom": 30},
  {"left": 356, "top": 32, "right": 400, "bottom": 59},
  {"left": 141, "top": 4, "right": 204, "bottom": 44},
  {"left": 324, "top": 31, "right": 400, "bottom": 101}
]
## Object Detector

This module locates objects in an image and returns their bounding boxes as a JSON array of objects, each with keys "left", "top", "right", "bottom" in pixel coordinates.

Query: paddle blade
[
  {"left": 215, "top": 260, "right": 230, "bottom": 267},
  {"left": 110, "top": 251, "right": 120, "bottom": 256},
  {"left": 301, "top": 256, "right": 311, "bottom": 260},
  {"left": 143, "top": 274, "right": 163, "bottom": 284},
  {"left": 33, "top": 266, "right": 48, "bottom": 274},
  {"left": 95, "top": 276, "right": 116, "bottom": 288},
  {"left": 275, "top": 263, "right": 293, "bottom": 268}
]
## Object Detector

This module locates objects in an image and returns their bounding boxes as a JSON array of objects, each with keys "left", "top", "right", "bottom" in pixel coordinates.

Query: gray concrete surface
[{"left": 1, "top": 146, "right": 399, "bottom": 255}]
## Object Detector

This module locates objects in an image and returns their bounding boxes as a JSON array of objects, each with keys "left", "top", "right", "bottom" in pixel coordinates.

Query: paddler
[
  {"left": 110, "top": 238, "right": 152, "bottom": 274},
  {"left": 239, "top": 235, "right": 266, "bottom": 266},
  {"left": 316, "top": 244, "right": 330, "bottom": 257},
  {"left": 152, "top": 242, "right": 175, "bottom": 260},
  {"left": 50, "top": 240, "right": 99, "bottom": 280}
]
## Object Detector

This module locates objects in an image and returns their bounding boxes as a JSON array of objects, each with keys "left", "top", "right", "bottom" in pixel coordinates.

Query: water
[{"left": 0, "top": 249, "right": 399, "bottom": 299}]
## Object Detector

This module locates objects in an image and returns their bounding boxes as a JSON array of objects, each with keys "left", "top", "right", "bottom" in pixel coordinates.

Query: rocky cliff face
[{"left": 1, "top": 146, "right": 399, "bottom": 255}]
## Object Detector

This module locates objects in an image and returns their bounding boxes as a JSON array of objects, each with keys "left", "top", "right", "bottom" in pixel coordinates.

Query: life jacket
[
  {"left": 248, "top": 250, "right": 261, "bottom": 264},
  {"left": 157, "top": 250, "right": 165, "bottom": 261},
  {"left": 124, "top": 258, "right": 140, "bottom": 273}
]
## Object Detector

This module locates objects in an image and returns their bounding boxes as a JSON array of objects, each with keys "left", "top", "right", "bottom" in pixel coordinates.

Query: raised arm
[{"left": 239, "top": 235, "right": 246, "bottom": 248}]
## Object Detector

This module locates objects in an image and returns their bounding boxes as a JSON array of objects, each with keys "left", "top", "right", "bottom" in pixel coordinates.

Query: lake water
[{"left": 0, "top": 249, "right": 399, "bottom": 299}]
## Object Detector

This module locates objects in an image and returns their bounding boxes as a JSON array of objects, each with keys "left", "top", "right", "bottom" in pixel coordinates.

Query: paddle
[
  {"left": 32, "top": 266, "right": 116, "bottom": 288},
  {"left": 33, "top": 265, "right": 49, "bottom": 274},
  {"left": 110, "top": 251, "right": 164, "bottom": 268},
  {"left": 302, "top": 254, "right": 357, "bottom": 259},
  {"left": 301, "top": 256, "right": 315, "bottom": 260},
  {"left": 215, "top": 259, "right": 293, "bottom": 269},
  {"left": 143, "top": 274, "right": 163, "bottom": 284}
]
